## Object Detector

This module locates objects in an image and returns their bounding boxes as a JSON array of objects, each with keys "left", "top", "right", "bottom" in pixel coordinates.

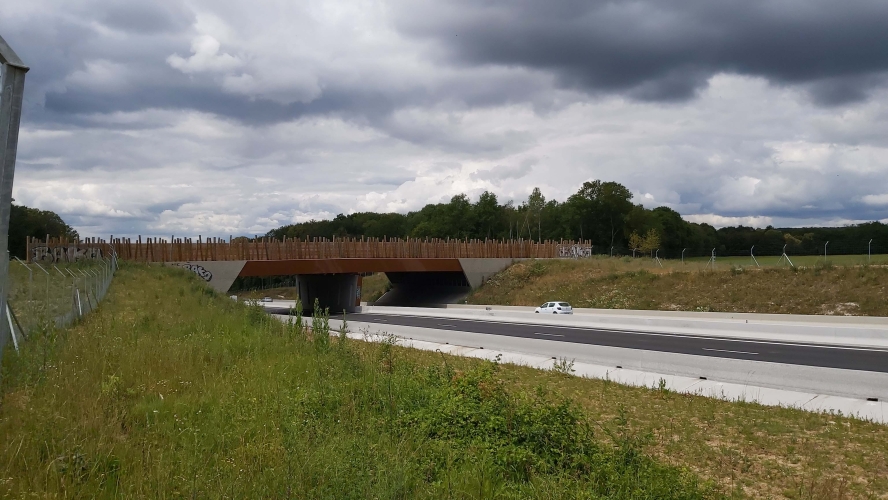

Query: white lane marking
[
  {"left": 702, "top": 348, "right": 759, "bottom": 355},
  {"left": 534, "top": 332, "right": 564, "bottom": 337},
  {"left": 438, "top": 324, "right": 456, "bottom": 328},
  {"left": 360, "top": 315, "right": 888, "bottom": 353}
]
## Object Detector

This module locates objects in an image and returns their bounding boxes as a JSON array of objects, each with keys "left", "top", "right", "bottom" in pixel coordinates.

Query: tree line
[
  {"left": 9, "top": 202, "right": 79, "bottom": 259},
  {"left": 8, "top": 187, "right": 884, "bottom": 260},
  {"left": 267, "top": 180, "right": 888, "bottom": 257}
]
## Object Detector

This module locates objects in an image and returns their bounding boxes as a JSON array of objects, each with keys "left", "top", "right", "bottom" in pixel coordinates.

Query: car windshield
[{"left": 558, "top": 302, "right": 571, "bottom": 307}]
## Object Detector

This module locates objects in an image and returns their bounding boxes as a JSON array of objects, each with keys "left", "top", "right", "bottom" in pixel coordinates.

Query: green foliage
[
  {"left": 287, "top": 298, "right": 305, "bottom": 338},
  {"left": 310, "top": 298, "right": 331, "bottom": 350},
  {"left": 9, "top": 203, "right": 79, "bottom": 258},
  {"left": 551, "top": 357, "right": 576, "bottom": 376},
  {"left": 402, "top": 361, "right": 715, "bottom": 497},
  {"left": 629, "top": 228, "right": 662, "bottom": 254}
]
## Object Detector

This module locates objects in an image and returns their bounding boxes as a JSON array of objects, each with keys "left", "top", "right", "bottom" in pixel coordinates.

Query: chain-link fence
[{"left": 0, "top": 252, "right": 118, "bottom": 358}]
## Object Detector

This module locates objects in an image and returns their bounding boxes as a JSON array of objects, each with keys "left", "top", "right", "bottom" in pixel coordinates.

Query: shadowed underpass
[{"left": 373, "top": 271, "right": 470, "bottom": 307}]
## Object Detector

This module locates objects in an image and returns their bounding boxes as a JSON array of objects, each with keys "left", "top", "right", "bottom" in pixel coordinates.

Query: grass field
[
  {"left": 468, "top": 257, "right": 888, "bottom": 316},
  {"left": 0, "top": 264, "right": 721, "bottom": 498},
  {"left": 2, "top": 264, "right": 886, "bottom": 498},
  {"left": 682, "top": 253, "right": 888, "bottom": 269}
]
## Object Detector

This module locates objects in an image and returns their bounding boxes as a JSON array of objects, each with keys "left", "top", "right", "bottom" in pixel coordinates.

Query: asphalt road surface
[{"left": 267, "top": 308, "right": 888, "bottom": 373}]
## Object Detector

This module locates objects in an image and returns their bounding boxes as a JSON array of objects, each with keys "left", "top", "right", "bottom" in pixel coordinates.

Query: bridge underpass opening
[
  {"left": 232, "top": 271, "right": 470, "bottom": 312},
  {"left": 296, "top": 273, "right": 361, "bottom": 314},
  {"left": 373, "top": 271, "right": 470, "bottom": 307}
]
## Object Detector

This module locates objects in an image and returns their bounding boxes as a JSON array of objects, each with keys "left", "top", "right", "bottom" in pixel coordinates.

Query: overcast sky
[{"left": 3, "top": 0, "right": 888, "bottom": 237}]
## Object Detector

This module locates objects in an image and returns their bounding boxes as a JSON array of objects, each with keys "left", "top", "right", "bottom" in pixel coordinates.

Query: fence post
[
  {"left": 681, "top": 248, "right": 686, "bottom": 264},
  {"left": 0, "top": 35, "right": 29, "bottom": 361},
  {"left": 5, "top": 304, "right": 18, "bottom": 352},
  {"left": 869, "top": 239, "right": 873, "bottom": 264}
]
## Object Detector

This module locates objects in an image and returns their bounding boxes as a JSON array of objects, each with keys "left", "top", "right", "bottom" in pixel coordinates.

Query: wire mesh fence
[
  {"left": 564, "top": 240, "right": 888, "bottom": 266},
  {"left": 0, "top": 252, "right": 118, "bottom": 360}
]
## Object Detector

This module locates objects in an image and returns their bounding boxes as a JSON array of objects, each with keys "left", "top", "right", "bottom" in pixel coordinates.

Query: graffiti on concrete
[
  {"left": 173, "top": 262, "right": 213, "bottom": 282},
  {"left": 557, "top": 244, "right": 593, "bottom": 258},
  {"left": 31, "top": 245, "right": 104, "bottom": 263}
]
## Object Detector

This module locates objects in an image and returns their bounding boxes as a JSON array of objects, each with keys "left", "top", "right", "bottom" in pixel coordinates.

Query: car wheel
[
  {"left": 535, "top": 311, "right": 539, "bottom": 313},
  {"left": 553, "top": 311, "right": 557, "bottom": 314}
]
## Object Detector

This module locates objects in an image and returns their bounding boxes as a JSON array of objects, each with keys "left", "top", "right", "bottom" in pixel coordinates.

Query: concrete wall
[
  {"left": 457, "top": 258, "right": 524, "bottom": 288},
  {"left": 167, "top": 261, "right": 246, "bottom": 293}
]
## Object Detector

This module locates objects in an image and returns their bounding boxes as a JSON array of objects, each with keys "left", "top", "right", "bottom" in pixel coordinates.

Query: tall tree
[
  {"left": 526, "top": 187, "right": 546, "bottom": 242},
  {"left": 473, "top": 191, "right": 503, "bottom": 239},
  {"left": 568, "top": 180, "right": 634, "bottom": 248}
]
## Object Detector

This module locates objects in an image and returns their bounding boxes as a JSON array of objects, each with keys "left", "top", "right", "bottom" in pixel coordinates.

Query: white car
[{"left": 535, "top": 302, "right": 573, "bottom": 314}]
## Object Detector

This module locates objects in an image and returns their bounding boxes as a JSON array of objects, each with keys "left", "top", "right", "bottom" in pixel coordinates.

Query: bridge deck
[{"left": 28, "top": 236, "right": 592, "bottom": 263}]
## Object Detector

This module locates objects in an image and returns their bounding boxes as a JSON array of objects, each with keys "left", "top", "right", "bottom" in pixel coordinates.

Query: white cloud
[
  {"left": 65, "top": 60, "right": 132, "bottom": 90},
  {"left": 167, "top": 34, "right": 242, "bottom": 73},
  {"left": 862, "top": 194, "right": 888, "bottom": 206},
  {"left": 684, "top": 214, "right": 774, "bottom": 228}
]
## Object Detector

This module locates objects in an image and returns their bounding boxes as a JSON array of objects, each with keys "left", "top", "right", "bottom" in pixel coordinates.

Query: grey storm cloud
[
  {"left": 394, "top": 0, "right": 888, "bottom": 104},
  {"left": 14, "top": 0, "right": 888, "bottom": 128},
  {"left": 471, "top": 159, "right": 536, "bottom": 183},
  {"left": 100, "top": 3, "right": 194, "bottom": 35}
]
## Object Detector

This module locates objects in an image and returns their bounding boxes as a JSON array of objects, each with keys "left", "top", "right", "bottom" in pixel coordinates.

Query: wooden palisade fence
[{"left": 27, "top": 236, "right": 593, "bottom": 263}]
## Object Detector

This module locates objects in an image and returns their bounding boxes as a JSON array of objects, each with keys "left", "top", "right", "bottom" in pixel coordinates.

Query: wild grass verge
[
  {"left": 0, "top": 263, "right": 719, "bottom": 498},
  {"left": 361, "top": 272, "right": 392, "bottom": 303},
  {"left": 468, "top": 257, "right": 888, "bottom": 316}
]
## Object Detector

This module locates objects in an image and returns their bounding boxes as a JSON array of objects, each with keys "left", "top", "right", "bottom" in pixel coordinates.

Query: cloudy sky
[{"left": 3, "top": 0, "right": 888, "bottom": 237}]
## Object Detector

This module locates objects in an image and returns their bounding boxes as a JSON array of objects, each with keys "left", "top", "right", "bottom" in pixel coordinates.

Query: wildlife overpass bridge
[{"left": 28, "top": 236, "right": 591, "bottom": 312}]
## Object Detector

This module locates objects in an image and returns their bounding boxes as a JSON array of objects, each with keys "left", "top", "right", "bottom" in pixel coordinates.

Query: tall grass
[{"left": 0, "top": 263, "right": 720, "bottom": 498}]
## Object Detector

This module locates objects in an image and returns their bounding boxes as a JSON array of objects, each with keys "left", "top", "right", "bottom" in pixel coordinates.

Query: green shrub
[{"left": 401, "top": 361, "right": 717, "bottom": 497}]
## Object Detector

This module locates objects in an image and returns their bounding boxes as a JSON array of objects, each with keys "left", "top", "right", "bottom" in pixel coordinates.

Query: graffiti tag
[
  {"left": 31, "top": 245, "right": 104, "bottom": 263},
  {"left": 557, "top": 244, "right": 593, "bottom": 258},
  {"left": 172, "top": 263, "right": 213, "bottom": 282}
]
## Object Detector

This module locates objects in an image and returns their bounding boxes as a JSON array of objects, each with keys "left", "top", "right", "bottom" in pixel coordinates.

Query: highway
[{"left": 267, "top": 308, "right": 888, "bottom": 373}]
